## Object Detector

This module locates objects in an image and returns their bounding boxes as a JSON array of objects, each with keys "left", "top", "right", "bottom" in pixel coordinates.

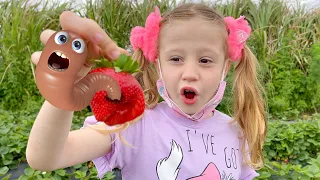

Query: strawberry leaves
[
  {"left": 90, "top": 54, "right": 140, "bottom": 74},
  {"left": 114, "top": 54, "right": 140, "bottom": 73},
  {"left": 91, "top": 58, "right": 114, "bottom": 68}
]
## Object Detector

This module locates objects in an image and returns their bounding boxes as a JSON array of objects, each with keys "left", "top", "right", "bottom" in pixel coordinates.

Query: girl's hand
[{"left": 31, "top": 11, "right": 130, "bottom": 79}]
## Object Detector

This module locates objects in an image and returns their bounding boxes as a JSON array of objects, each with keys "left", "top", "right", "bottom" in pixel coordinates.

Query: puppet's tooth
[
  {"left": 61, "top": 53, "right": 67, "bottom": 59},
  {"left": 55, "top": 52, "right": 62, "bottom": 56}
]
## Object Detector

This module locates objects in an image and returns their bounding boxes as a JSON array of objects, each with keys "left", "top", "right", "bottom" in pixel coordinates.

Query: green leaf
[
  {"left": 18, "top": 175, "right": 29, "bottom": 180},
  {"left": 72, "top": 164, "right": 82, "bottom": 169},
  {"left": 53, "top": 174, "right": 63, "bottom": 180},
  {"left": 74, "top": 170, "right": 86, "bottom": 179},
  {"left": 279, "top": 170, "right": 286, "bottom": 176},
  {"left": 114, "top": 66, "right": 122, "bottom": 73},
  {"left": 1, "top": 174, "right": 12, "bottom": 180},
  {"left": 33, "top": 171, "right": 41, "bottom": 176},
  {"left": 2, "top": 159, "right": 13, "bottom": 165},
  {"left": 0, "top": 127, "right": 10, "bottom": 135},
  {"left": 0, "top": 146, "right": 10, "bottom": 155},
  {"left": 113, "top": 54, "right": 139, "bottom": 73},
  {"left": 4, "top": 153, "right": 13, "bottom": 160},
  {"left": 55, "top": 169, "right": 66, "bottom": 176},
  {"left": 105, "top": 171, "right": 116, "bottom": 180},
  {"left": 259, "top": 171, "right": 271, "bottom": 178},
  {"left": 271, "top": 161, "right": 281, "bottom": 169},
  {"left": 307, "top": 164, "right": 320, "bottom": 175},
  {"left": 0, "top": 166, "right": 9, "bottom": 176},
  {"left": 92, "top": 54, "right": 139, "bottom": 74},
  {"left": 24, "top": 167, "right": 35, "bottom": 176},
  {"left": 80, "top": 165, "right": 88, "bottom": 172},
  {"left": 268, "top": 150, "right": 276, "bottom": 157},
  {"left": 130, "top": 61, "right": 139, "bottom": 73},
  {"left": 123, "top": 59, "right": 133, "bottom": 72},
  {"left": 115, "top": 54, "right": 127, "bottom": 68},
  {"left": 95, "top": 58, "right": 114, "bottom": 68},
  {"left": 42, "top": 171, "right": 52, "bottom": 178}
]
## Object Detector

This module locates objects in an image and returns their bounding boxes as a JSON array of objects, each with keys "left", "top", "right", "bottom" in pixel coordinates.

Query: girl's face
[{"left": 157, "top": 17, "right": 230, "bottom": 115}]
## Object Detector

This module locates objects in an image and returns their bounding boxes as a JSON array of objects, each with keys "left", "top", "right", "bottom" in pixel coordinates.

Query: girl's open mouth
[{"left": 181, "top": 87, "right": 198, "bottom": 104}]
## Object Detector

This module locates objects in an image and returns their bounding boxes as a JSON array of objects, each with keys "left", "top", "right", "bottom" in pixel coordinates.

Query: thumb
[{"left": 31, "top": 51, "right": 42, "bottom": 65}]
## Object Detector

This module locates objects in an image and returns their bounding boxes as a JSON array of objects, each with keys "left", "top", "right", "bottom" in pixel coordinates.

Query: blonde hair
[
  {"left": 132, "top": 3, "right": 267, "bottom": 169},
  {"left": 132, "top": 49, "right": 159, "bottom": 109},
  {"left": 233, "top": 45, "right": 267, "bottom": 169}
]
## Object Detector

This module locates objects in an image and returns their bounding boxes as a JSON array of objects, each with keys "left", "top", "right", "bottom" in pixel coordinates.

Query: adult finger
[
  {"left": 85, "top": 42, "right": 123, "bottom": 65},
  {"left": 119, "top": 47, "right": 131, "bottom": 56},
  {"left": 31, "top": 51, "right": 42, "bottom": 65},
  {"left": 59, "top": 11, "right": 126, "bottom": 60},
  {"left": 85, "top": 43, "right": 132, "bottom": 67},
  {"left": 40, "top": 29, "right": 56, "bottom": 45}
]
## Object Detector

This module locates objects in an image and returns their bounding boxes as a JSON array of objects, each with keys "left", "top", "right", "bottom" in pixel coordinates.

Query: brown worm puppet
[{"left": 35, "top": 30, "right": 121, "bottom": 111}]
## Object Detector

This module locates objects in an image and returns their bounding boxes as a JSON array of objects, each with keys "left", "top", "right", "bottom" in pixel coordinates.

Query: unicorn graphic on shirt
[{"left": 156, "top": 140, "right": 235, "bottom": 180}]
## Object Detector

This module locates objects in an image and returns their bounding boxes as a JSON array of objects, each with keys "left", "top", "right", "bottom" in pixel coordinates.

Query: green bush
[
  {"left": 0, "top": 104, "right": 319, "bottom": 179},
  {"left": 256, "top": 116, "right": 320, "bottom": 180},
  {"left": 256, "top": 155, "right": 320, "bottom": 180},
  {"left": 0, "top": 102, "right": 117, "bottom": 179},
  {"left": 0, "top": 105, "right": 66, "bottom": 167},
  {"left": 265, "top": 33, "right": 320, "bottom": 120},
  {"left": 263, "top": 119, "right": 320, "bottom": 165}
]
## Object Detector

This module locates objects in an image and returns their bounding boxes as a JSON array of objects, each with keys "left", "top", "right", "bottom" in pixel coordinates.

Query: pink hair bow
[
  {"left": 130, "top": 6, "right": 162, "bottom": 62},
  {"left": 224, "top": 16, "right": 251, "bottom": 61}
]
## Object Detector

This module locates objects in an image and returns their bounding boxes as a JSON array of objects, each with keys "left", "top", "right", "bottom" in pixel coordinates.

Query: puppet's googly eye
[
  {"left": 72, "top": 39, "right": 85, "bottom": 54},
  {"left": 54, "top": 32, "right": 69, "bottom": 45}
]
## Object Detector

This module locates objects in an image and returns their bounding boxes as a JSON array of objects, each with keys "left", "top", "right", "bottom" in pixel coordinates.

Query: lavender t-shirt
[{"left": 82, "top": 102, "right": 259, "bottom": 180}]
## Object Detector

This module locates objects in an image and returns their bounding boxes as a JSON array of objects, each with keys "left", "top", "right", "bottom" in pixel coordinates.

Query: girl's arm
[
  {"left": 26, "top": 10, "right": 130, "bottom": 171},
  {"left": 26, "top": 100, "right": 112, "bottom": 171}
]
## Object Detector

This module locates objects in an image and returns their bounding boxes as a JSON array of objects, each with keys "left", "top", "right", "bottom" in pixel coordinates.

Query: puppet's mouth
[{"left": 48, "top": 51, "right": 69, "bottom": 71}]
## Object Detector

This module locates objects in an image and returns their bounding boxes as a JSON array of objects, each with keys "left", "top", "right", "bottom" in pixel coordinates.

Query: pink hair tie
[
  {"left": 130, "top": 7, "right": 250, "bottom": 62},
  {"left": 130, "top": 6, "right": 162, "bottom": 62},
  {"left": 224, "top": 16, "right": 251, "bottom": 61}
]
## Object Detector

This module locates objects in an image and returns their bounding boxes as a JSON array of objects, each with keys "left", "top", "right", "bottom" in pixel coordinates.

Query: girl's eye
[
  {"left": 170, "top": 57, "right": 182, "bottom": 62},
  {"left": 199, "top": 58, "right": 212, "bottom": 64}
]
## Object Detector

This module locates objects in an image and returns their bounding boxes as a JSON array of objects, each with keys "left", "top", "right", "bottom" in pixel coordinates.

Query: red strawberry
[{"left": 89, "top": 54, "right": 145, "bottom": 126}]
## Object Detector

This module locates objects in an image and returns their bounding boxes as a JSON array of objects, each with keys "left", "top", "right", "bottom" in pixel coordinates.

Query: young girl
[{"left": 27, "top": 3, "right": 266, "bottom": 180}]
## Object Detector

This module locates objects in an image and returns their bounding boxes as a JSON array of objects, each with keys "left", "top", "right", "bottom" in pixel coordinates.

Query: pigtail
[
  {"left": 132, "top": 49, "right": 159, "bottom": 109},
  {"left": 233, "top": 45, "right": 267, "bottom": 169}
]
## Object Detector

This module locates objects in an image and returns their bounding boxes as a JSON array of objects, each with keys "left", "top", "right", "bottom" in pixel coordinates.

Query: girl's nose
[{"left": 182, "top": 62, "right": 199, "bottom": 82}]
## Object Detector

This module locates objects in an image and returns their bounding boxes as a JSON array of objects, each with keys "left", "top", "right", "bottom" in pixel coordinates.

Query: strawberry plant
[
  {"left": 0, "top": 106, "right": 117, "bottom": 180},
  {"left": 263, "top": 119, "right": 320, "bottom": 166},
  {"left": 256, "top": 155, "right": 320, "bottom": 180}
]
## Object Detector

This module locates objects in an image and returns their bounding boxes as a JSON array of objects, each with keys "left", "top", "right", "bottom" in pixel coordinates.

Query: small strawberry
[{"left": 89, "top": 54, "right": 145, "bottom": 126}]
